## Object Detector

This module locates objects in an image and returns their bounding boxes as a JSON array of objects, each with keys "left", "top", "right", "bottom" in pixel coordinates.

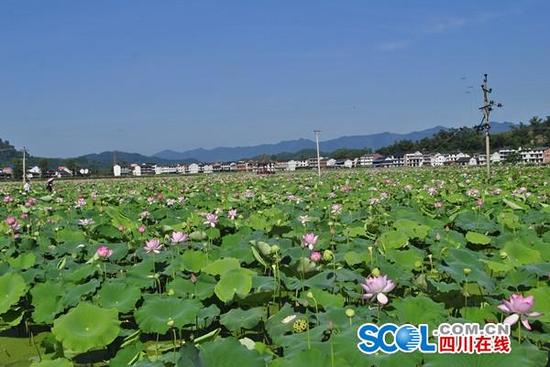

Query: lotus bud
[
  {"left": 306, "top": 291, "right": 314, "bottom": 299},
  {"left": 499, "top": 251, "right": 508, "bottom": 259},
  {"left": 322, "top": 250, "right": 334, "bottom": 262},
  {"left": 371, "top": 267, "right": 381, "bottom": 277}
]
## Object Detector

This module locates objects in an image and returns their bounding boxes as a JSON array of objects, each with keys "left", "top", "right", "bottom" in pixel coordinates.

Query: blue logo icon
[{"left": 357, "top": 323, "right": 436, "bottom": 354}]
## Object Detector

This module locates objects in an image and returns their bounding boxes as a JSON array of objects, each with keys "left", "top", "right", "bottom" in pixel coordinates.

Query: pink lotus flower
[
  {"left": 78, "top": 218, "right": 95, "bottom": 226},
  {"left": 204, "top": 213, "right": 218, "bottom": 227},
  {"left": 369, "top": 197, "right": 380, "bottom": 206},
  {"left": 228, "top": 209, "right": 237, "bottom": 220},
  {"left": 96, "top": 245, "right": 113, "bottom": 259},
  {"left": 361, "top": 275, "right": 396, "bottom": 305},
  {"left": 75, "top": 197, "right": 86, "bottom": 208},
  {"left": 3, "top": 195, "right": 13, "bottom": 204},
  {"left": 144, "top": 239, "right": 163, "bottom": 254},
  {"left": 171, "top": 231, "right": 188, "bottom": 244},
  {"left": 6, "top": 216, "right": 17, "bottom": 227},
  {"left": 138, "top": 225, "right": 146, "bottom": 233},
  {"left": 25, "top": 198, "right": 37, "bottom": 207},
  {"left": 298, "top": 215, "right": 310, "bottom": 225},
  {"left": 434, "top": 201, "right": 443, "bottom": 209},
  {"left": 302, "top": 233, "right": 318, "bottom": 250},
  {"left": 310, "top": 251, "right": 322, "bottom": 262},
  {"left": 331, "top": 204, "right": 342, "bottom": 215},
  {"left": 498, "top": 294, "right": 543, "bottom": 330},
  {"left": 467, "top": 188, "right": 480, "bottom": 198}
]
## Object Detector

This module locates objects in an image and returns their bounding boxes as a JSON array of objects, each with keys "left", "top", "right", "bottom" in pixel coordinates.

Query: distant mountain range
[
  {"left": 154, "top": 122, "right": 515, "bottom": 162},
  {"left": 0, "top": 122, "right": 516, "bottom": 172},
  {"left": 78, "top": 151, "right": 198, "bottom": 167}
]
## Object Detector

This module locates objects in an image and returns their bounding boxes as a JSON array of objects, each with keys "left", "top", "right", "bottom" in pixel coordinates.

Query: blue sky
[{"left": 1, "top": 0, "right": 549, "bottom": 157}]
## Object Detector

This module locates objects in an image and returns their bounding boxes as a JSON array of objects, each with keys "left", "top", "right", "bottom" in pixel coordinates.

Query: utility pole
[
  {"left": 314, "top": 130, "right": 321, "bottom": 178},
  {"left": 477, "top": 74, "right": 502, "bottom": 178},
  {"left": 22, "top": 146, "right": 26, "bottom": 185}
]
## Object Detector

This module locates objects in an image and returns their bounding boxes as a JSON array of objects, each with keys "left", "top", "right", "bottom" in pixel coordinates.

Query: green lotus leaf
[
  {"left": 202, "top": 257, "right": 241, "bottom": 276},
  {"left": 8, "top": 253, "right": 36, "bottom": 270},
  {"left": 220, "top": 307, "right": 263, "bottom": 332},
  {"left": 52, "top": 302, "right": 120, "bottom": 353},
  {"left": 199, "top": 337, "right": 265, "bottom": 367},
  {"left": 30, "top": 358, "right": 73, "bottom": 367},
  {"left": 165, "top": 275, "right": 216, "bottom": 300},
  {"left": 134, "top": 296, "right": 202, "bottom": 334},
  {"left": 390, "top": 295, "right": 447, "bottom": 328},
  {"left": 465, "top": 231, "right": 491, "bottom": 245},
  {"left": 31, "top": 281, "right": 65, "bottom": 324},
  {"left": 62, "top": 279, "right": 100, "bottom": 308},
  {"left": 376, "top": 230, "right": 409, "bottom": 250},
  {"left": 302, "top": 288, "right": 344, "bottom": 309},
  {"left": 503, "top": 240, "right": 542, "bottom": 265},
  {"left": 526, "top": 286, "right": 550, "bottom": 323},
  {"left": 179, "top": 250, "right": 208, "bottom": 272},
  {"left": 214, "top": 268, "right": 253, "bottom": 302},
  {"left": 393, "top": 219, "right": 430, "bottom": 240},
  {"left": 0, "top": 272, "right": 27, "bottom": 314},
  {"left": 96, "top": 280, "right": 141, "bottom": 313}
]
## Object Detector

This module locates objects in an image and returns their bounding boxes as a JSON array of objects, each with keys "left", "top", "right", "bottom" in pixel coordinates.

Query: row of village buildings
[
  {"left": 0, "top": 166, "right": 90, "bottom": 179},
  {"left": 113, "top": 147, "right": 550, "bottom": 176}
]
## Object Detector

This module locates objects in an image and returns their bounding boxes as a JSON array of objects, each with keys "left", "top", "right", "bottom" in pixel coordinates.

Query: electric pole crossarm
[{"left": 478, "top": 74, "right": 502, "bottom": 179}]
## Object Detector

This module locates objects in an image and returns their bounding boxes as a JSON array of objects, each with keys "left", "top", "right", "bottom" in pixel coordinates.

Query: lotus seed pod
[
  {"left": 292, "top": 319, "right": 309, "bottom": 333},
  {"left": 414, "top": 260, "right": 422, "bottom": 269},
  {"left": 345, "top": 308, "right": 355, "bottom": 318},
  {"left": 463, "top": 267, "right": 472, "bottom": 275},
  {"left": 499, "top": 251, "right": 508, "bottom": 259},
  {"left": 167, "top": 319, "right": 175, "bottom": 327},
  {"left": 167, "top": 288, "right": 175, "bottom": 296},
  {"left": 306, "top": 291, "right": 314, "bottom": 299},
  {"left": 270, "top": 244, "right": 280, "bottom": 253},
  {"left": 371, "top": 267, "right": 381, "bottom": 277}
]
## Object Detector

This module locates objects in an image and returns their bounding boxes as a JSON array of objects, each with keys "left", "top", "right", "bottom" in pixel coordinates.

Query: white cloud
[{"left": 378, "top": 40, "right": 410, "bottom": 51}]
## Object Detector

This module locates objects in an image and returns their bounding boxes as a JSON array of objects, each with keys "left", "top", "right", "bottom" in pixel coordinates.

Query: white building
[
  {"left": 188, "top": 163, "right": 200, "bottom": 174},
  {"left": 326, "top": 159, "right": 337, "bottom": 167},
  {"left": 286, "top": 160, "right": 297, "bottom": 171},
  {"left": 343, "top": 159, "right": 354, "bottom": 168},
  {"left": 203, "top": 165, "right": 214, "bottom": 174},
  {"left": 358, "top": 155, "right": 374, "bottom": 167},
  {"left": 155, "top": 166, "right": 178, "bottom": 175},
  {"left": 431, "top": 153, "right": 446, "bottom": 166},
  {"left": 404, "top": 151, "right": 424, "bottom": 167},
  {"left": 498, "top": 149, "right": 515, "bottom": 162},
  {"left": 520, "top": 148, "right": 544, "bottom": 164},
  {"left": 132, "top": 165, "right": 142, "bottom": 176},
  {"left": 490, "top": 152, "right": 501, "bottom": 163}
]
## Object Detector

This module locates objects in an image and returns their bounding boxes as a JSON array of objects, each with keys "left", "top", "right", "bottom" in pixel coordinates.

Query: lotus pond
[{"left": 0, "top": 166, "right": 549, "bottom": 366}]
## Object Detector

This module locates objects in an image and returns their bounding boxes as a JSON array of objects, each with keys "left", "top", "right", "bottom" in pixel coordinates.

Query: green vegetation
[{"left": 378, "top": 116, "right": 550, "bottom": 155}]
